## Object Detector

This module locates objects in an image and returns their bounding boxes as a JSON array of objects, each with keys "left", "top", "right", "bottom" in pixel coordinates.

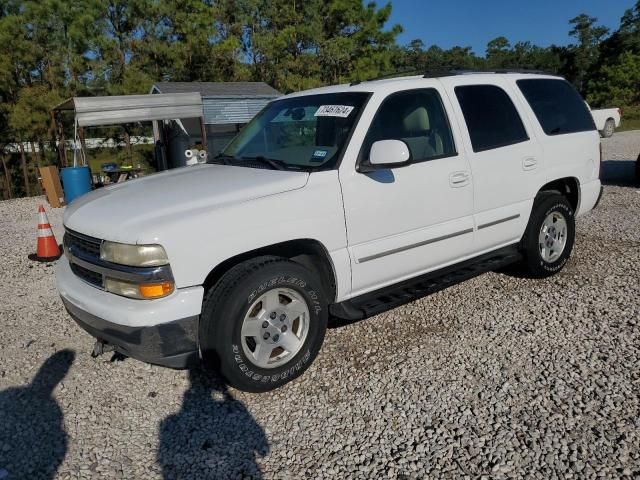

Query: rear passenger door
[{"left": 445, "top": 79, "right": 545, "bottom": 253}]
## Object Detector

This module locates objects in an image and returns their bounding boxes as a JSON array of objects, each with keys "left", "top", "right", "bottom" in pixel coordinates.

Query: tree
[
  {"left": 587, "top": 51, "right": 640, "bottom": 107},
  {"left": 245, "top": 0, "right": 402, "bottom": 92},
  {"left": 319, "top": 0, "right": 402, "bottom": 84},
  {"left": 8, "top": 86, "right": 63, "bottom": 195},
  {"left": 619, "top": 0, "right": 640, "bottom": 51},
  {"left": 486, "top": 36, "right": 512, "bottom": 68},
  {"left": 246, "top": 0, "right": 325, "bottom": 92},
  {"left": 567, "top": 14, "right": 609, "bottom": 92}
]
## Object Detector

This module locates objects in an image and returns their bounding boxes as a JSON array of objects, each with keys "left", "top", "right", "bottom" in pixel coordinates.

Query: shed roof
[{"left": 152, "top": 82, "right": 280, "bottom": 98}]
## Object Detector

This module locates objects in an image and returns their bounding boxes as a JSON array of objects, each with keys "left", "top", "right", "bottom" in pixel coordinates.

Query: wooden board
[{"left": 39, "top": 166, "right": 65, "bottom": 208}]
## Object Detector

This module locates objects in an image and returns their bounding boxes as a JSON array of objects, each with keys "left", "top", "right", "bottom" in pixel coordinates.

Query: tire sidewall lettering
[
  {"left": 231, "top": 344, "right": 314, "bottom": 384},
  {"left": 248, "top": 276, "right": 308, "bottom": 304}
]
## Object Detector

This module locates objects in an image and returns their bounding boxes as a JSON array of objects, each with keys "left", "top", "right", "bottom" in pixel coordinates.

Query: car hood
[{"left": 64, "top": 164, "right": 309, "bottom": 243}]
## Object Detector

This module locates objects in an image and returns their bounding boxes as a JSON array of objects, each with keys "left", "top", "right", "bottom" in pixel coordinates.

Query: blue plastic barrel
[{"left": 60, "top": 166, "right": 92, "bottom": 204}]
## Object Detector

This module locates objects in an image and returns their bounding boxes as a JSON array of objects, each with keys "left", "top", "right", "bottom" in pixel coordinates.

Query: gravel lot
[{"left": 1, "top": 131, "right": 639, "bottom": 479}]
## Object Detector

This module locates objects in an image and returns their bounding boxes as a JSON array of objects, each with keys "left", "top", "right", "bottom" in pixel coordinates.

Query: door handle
[
  {"left": 449, "top": 171, "right": 470, "bottom": 187},
  {"left": 523, "top": 157, "right": 537, "bottom": 170}
]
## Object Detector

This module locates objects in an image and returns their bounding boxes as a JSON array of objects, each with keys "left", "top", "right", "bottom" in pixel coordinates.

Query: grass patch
[
  {"left": 617, "top": 105, "right": 640, "bottom": 133},
  {"left": 618, "top": 119, "right": 640, "bottom": 132}
]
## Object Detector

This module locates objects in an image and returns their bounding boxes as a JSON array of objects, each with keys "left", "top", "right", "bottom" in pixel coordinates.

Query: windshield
[{"left": 217, "top": 92, "right": 370, "bottom": 171}]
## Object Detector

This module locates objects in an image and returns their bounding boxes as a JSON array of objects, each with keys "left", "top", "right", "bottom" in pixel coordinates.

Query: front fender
[{"left": 149, "top": 171, "right": 350, "bottom": 297}]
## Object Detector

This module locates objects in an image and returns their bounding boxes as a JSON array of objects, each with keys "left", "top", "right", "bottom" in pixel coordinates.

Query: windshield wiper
[
  {"left": 208, "top": 154, "right": 235, "bottom": 165},
  {"left": 241, "top": 156, "right": 288, "bottom": 171}
]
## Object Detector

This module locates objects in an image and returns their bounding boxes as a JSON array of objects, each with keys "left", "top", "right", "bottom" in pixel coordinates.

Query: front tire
[
  {"left": 520, "top": 193, "right": 575, "bottom": 278},
  {"left": 200, "top": 256, "right": 327, "bottom": 392}
]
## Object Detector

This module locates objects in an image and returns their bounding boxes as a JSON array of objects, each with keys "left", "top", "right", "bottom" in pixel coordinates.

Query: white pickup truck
[
  {"left": 589, "top": 105, "right": 622, "bottom": 138},
  {"left": 57, "top": 72, "right": 603, "bottom": 392}
]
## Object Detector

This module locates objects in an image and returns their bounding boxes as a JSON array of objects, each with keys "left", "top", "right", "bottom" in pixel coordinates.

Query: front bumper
[
  {"left": 56, "top": 256, "right": 204, "bottom": 368},
  {"left": 62, "top": 297, "right": 199, "bottom": 368}
]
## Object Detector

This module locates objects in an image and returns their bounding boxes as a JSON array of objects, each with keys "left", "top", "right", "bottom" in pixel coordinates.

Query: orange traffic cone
[{"left": 36, "top": 205, "right": 61, "bottom": 261}]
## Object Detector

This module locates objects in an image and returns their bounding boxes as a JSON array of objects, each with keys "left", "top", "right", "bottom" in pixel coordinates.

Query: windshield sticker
[
  {"left": 311, "top": 150, "right": 328, "bottom": 162},
  {"left": 314, "top": 105, "right": 355, "bottom": 118}
]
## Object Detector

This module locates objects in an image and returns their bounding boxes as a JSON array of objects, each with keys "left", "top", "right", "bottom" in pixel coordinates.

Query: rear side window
[
  {"left": 455, "top": 85, "right": 529, "bottom": 153},
  {"left": 517, "top": 79, "right": 596, "bottom": 136}
]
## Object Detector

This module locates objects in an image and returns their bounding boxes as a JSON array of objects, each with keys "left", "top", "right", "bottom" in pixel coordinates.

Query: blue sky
[{"left": 388, "top": 0, "right": 637, "bottom": 55}]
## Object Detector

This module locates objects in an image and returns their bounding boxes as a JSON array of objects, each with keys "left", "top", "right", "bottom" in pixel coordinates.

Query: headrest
[{"left": 403, "top": 106, "right": 430, "bottom": 132}]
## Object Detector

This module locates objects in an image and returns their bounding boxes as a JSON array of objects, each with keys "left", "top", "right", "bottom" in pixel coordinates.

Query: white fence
[{"left": 3, "top": 137, "right": 155, "bottom": 154}]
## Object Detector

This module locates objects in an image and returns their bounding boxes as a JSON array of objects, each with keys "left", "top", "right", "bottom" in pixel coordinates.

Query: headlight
[
  {"left": 105, "top": 277, "right": 174, "bottom": 300},
  {"left": 100, "top": 241, "right": 169, "bottom": 267}
]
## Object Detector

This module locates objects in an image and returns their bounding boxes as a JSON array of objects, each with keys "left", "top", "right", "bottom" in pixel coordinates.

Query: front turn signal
[
  {"left": 139, "top": 282, "right": 175, "bottom": 299},
  {"left": 105, "top": 278, "right": 174, "bottom": 299}
]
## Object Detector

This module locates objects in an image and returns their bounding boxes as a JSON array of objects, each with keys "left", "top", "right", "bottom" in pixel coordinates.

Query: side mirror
[{"left": 360, "top": 139, "right": 411, "bottom": 172}]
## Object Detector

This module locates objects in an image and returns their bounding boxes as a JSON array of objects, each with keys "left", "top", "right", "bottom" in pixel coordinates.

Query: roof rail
[
  {"left": 348, "top": 67, "right": 561, "bottom": 86},
  {"left": 424, "top": 68, "right": 559, "bottom": 78},
  {"left": 350, "top": 69, "right": 423, "bottom": 86}
]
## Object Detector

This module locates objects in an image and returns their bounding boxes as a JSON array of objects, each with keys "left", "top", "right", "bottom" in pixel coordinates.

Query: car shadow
[
  {"left": 0, "top": 349, "right": 75, "bottom": 479},
  {"left": 157, "top": 369, "right": 269, "bottom": 480},
  {"left": 600, "top": 160, "right": 639, "bottom": 187}
]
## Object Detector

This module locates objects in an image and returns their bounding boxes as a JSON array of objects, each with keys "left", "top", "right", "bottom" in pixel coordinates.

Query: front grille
[
  {"left": 64, "top": 229, "right": 102, "bottom": 259},
  {"left": 65, "top": 229, "right": 103, "bottom": 288},
  {"left": 70, "top": 263, "right": 103, "bottom": 288}
]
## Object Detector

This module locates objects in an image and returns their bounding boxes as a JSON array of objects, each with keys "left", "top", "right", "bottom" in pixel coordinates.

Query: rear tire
[
  {"left": 200, "top": 256, "right": 327, "bottom": 392},
  {"left": 519, "top": 193, "right": 575, "bottom": 278},
  {"left": 601, "top": 118, "right": 615, "bottom": 138}
]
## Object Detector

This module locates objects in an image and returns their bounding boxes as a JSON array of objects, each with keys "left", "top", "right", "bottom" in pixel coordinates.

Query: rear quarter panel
[{"left": 508, "top": 78, "right": 601, "bottom": 194}]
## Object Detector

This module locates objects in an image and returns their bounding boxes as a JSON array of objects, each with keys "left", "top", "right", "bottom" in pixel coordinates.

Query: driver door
[{"left": 339, "top": 86, "right": 475, "bottom": 296}]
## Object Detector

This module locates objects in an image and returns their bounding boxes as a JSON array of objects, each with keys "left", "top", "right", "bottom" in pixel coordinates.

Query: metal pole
[
  {"left": 79, "top": 126, "right": 88, "bottom": 166},
  {"left": 200, "top": 117, "right": 207, "bottom": 152}
]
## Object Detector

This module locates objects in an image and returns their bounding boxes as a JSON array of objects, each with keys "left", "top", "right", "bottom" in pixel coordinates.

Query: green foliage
[
  {"left": 0, "top": 0, "right": 640, "bottom": 200},
  {"left": 587, "top": 51, "right": 640, "bottom": 107},
  {"left": 246, "top": 0, "right": 401, "bottom": 92},
  {"left": 8, "top": 85, "right": 63, "bottom": 141}
]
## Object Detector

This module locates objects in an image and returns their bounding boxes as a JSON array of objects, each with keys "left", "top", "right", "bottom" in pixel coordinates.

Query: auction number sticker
[{"left": 314, "top": 105, "right": 355, "bottom": 118}]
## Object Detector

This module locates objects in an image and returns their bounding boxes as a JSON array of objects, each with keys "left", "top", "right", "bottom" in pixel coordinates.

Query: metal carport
[{"left": 52, "top": 93, "right": 205, "bottom": 170}]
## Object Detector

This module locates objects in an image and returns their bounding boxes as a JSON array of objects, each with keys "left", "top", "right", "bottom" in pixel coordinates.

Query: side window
[
  {"left": 516, "top": 79, "right": 596, "bottom": 136},
  {"left": 455, "top": 85, "right": 529, "bottom": 153},
  {"left": 362, "top": 89, "right": 456, "bottom": 164}
]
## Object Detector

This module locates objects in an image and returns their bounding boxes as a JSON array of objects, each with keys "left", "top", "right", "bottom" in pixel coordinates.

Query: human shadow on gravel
[
  {"left": 0, "top": 349, "right": 75, "bottom": 480},
  {"left": 157, "top": 369, "right": 269, "bottom": 479}
]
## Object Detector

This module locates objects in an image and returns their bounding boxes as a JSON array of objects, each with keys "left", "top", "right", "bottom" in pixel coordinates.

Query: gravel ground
[{"left": 0, "top": 131, "right": 639, "bottom": 480}]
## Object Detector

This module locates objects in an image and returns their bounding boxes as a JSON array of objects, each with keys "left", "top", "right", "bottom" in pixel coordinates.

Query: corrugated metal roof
[
  {"left": 152, "top": 82, "right": 281, "bottom": 97},
  {"left": 66, "top": 93, "right": 203, "bottom": 127},
  {"left": 203, "top": 97, "right": 274, "bottom": 125}
]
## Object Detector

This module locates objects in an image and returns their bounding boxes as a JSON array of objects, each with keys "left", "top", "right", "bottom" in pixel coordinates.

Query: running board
[{"left": 330, "top": 245, "right": 522, "bottom": 321}]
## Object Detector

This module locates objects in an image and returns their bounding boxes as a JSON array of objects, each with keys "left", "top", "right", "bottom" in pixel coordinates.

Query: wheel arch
[
  {"left": 537, "top": 177, "right": 580, "bottom": 213},
  {"left": 202, "top": 239, "right": 338, "bottom": 303}
]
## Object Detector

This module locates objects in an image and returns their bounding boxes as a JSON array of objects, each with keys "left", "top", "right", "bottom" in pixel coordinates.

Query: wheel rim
[
  {"left": 538, "top": 211, "right": 568, "bottom": 263},
  {"left": 240, "top": 287, "right": 310, "bottom": 369},
  {"left": 605, "top": 122, "right": 614, "bottom": 136}
]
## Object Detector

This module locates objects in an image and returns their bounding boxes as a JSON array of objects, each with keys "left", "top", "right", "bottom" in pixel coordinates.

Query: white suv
[{"left": 56, "top": 72, "right": 603, "bottom": 392}]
